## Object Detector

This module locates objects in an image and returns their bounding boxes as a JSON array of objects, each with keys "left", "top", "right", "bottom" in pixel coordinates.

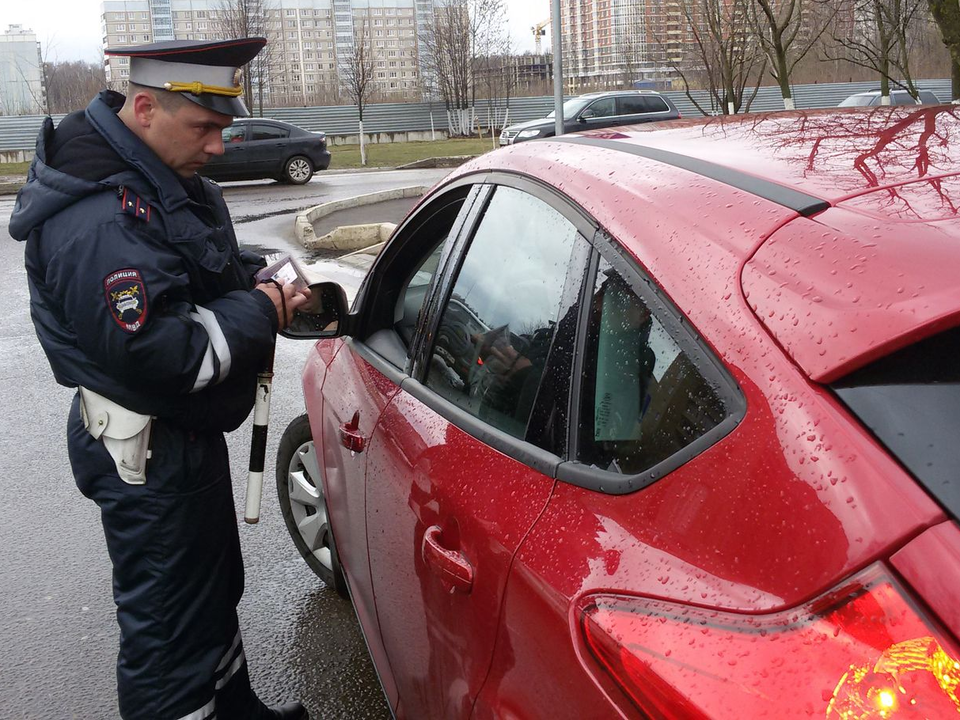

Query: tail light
[{"left": 580, "top": 564, "right": 960, "bottom": 718}]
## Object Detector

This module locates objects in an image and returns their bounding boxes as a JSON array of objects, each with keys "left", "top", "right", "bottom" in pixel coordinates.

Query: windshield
[{"left": 546, "top": 97, "right": 592, "bottom": 120}]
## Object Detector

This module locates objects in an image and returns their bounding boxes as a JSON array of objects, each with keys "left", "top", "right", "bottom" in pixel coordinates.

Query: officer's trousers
[{"left": 68, "top": 396, "right": 274, "bottom": 720}]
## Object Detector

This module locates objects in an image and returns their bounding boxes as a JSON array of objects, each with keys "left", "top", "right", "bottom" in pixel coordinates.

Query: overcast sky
[{"left": 0, "top": 0, "right": 552, "bottom": 63}]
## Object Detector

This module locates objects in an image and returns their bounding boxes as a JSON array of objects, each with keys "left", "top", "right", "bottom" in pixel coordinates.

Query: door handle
[
  {"left": 421, "top": 525, "right": 474, "bottom": 593},
  {"left": 338, "top": 411, "right": 366, "bottom": 453}
]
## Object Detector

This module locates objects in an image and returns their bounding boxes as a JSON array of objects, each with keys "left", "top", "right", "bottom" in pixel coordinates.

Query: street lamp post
[{"left": 553, "top": 0, "right": 564, "bottom": 138}]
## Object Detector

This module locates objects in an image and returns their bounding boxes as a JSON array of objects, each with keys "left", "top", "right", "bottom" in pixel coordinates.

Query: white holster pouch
[{"left": 78, "top": 387, "right": 153, "bottom": 485}]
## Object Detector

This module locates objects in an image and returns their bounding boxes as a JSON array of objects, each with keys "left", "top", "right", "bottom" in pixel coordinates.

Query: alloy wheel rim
[
  {"left": 286, "top": 440, "right": 333, "bottom": 571},
  {"left": 289, "top": 159, "right": 311, "bottom": 182}
]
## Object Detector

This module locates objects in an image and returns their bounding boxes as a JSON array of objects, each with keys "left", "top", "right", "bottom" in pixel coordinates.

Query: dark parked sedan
[{"left": 202, "top": 118, "right": 331, "bottom": 184}]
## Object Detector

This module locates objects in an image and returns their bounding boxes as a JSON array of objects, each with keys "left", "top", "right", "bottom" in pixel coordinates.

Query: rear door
[{"left": 361, "top": 178, "right": 594, "bottom": 718}]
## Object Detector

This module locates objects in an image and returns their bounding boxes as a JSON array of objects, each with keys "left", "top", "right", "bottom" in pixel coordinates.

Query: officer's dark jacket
[{"left": 10, "top": 91, "right": 277, "bottom": 432}]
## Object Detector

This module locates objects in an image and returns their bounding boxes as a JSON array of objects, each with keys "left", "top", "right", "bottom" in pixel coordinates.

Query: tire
[
  {"left": 283, "top": 155, "right": 314, "bottom": 184},
  {"left": 276, "top": 414, "right": 348, "bottom": 597}
]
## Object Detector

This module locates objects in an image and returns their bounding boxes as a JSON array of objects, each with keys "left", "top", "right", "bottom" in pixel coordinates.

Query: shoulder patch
[
  {"left": 104, "top": 269, "right": 149, "bottom": 333},
  {"left": 119, "top": 187, "right": 152, "bottom": 223}
]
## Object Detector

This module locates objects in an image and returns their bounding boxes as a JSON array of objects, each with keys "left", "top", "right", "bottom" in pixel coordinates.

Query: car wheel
[
  {"left": 283, "top": 155, "right": 314, "bottom": 184},
  {"left": 276, "top": 414, "right": 348, "bottom": 597}
]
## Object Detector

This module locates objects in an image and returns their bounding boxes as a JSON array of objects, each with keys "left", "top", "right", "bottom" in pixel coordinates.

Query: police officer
[{"left": 10, "top": 38, "right": 311, "bottom": 720}]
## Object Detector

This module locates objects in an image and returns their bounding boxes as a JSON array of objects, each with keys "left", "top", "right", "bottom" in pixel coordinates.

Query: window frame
[{"left": 556, "top": 231, "right": 746, "bottom": 494}]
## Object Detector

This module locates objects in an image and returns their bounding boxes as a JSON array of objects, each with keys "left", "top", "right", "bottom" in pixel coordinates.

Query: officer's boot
[{"left": 268, "top": 700, "right": 310, "bottom": 719}]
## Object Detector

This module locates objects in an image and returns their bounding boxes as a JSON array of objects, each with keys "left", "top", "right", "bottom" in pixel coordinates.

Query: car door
[
  {"left": 360, "top": 178, "right": 594, "bottom": 718},
  {"left": 319, "top": 183, "right": 482, "bottom": 712},
  {"left": 572, "top": 96, "right": 617, "bottom": 133},
  {"left": 213, "top": 122, "right": 249, "bottom": 178},
  {"left": 247, "top": 122, "right": 289, "bottom": 175}
]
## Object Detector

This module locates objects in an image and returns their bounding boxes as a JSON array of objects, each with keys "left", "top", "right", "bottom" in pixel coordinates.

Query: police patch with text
[{"left": 104, "top": 269, "right": 149, "bottom": 333}]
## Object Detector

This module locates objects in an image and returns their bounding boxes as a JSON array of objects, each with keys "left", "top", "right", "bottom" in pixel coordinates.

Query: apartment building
[
  {"left": 0, "top": 24, "right": 46, "bottom": 115},
  {"left": 101, "top": 0, "right": 445, "bottom": 105},
  {"left": 554, "top": 0, "right": 690, "bottom": 89}
]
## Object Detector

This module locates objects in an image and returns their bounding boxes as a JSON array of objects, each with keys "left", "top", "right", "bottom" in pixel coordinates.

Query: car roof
[
  {"left": 579, "top": 90, "right": 663, "bottom": 97},
  {"left": 447, "top": 106, "right": 960, "bottom": 383}
]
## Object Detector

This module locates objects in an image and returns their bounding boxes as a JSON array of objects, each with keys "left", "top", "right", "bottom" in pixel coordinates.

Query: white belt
[{"left": 78, "top": 387, "right": 153, "bottom": 485}]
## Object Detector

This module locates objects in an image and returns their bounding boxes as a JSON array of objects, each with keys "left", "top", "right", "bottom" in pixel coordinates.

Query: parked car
[
  {"left": 201, "top": 118, "right": 331, "bottom": 184},
  {"left": 277, "top": 106, "right": 960, "bottom": 718},
  {"left": 499, "top": 90, "right": 680, "bottom": 145},
  {"left": 839, "top": 88, "right": 941, "bottom": 106}
]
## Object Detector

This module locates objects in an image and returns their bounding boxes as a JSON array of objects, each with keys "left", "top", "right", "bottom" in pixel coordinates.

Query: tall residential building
[
  {"left": 0, "top": 24, "right": 46, "bottom": 115},
  {"left": 554, "top": 0, "right": 689, "bottom": 89},
  {"left": 101, "top": 0, "right": 444, "bottom": 105}
]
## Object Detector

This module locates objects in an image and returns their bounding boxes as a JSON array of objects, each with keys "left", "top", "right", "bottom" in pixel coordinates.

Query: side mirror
[
  {"left": 578, "top": 116, "right": 588, "bottom": 124},
  {"left": 279, "top": 281, "right": 350, "bottom": 340}
]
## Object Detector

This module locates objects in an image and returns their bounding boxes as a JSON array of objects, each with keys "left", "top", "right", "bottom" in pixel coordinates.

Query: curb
[{"left": 295, "top": 185, "right": 427, "bottom": 249}]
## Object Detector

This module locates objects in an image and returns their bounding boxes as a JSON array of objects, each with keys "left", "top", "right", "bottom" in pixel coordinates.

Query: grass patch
[
  {"left": 329, "top": 137, "right": 498, "bottom": 169},
  {"left": 0, "top": 162, "right": 30, "bottom": 177}
]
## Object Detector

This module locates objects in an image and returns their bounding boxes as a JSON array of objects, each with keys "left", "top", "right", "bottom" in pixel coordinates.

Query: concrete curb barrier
[
  {"left": 395, "top": 155, "right": 477, "bottom": 170},
  {"left": 295, "top": 184, "right": 427, "bottom": 249},
  {"left": 309, "top": 221, "right": 397, "bottom": 253}
]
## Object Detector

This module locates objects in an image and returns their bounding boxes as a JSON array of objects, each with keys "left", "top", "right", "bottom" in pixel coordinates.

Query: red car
[{"left": 276, "top": 106, "right": 960, "bottom": 719}]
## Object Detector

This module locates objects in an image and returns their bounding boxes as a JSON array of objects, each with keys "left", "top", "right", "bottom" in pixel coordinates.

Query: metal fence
[{"left": 0, "top": 79, "right": 951, "bottom": 153}]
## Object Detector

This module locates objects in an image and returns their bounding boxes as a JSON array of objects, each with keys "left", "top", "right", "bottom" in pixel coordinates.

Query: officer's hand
[{"left": 255, "top": 280, "right": 312, "bottom": 330}]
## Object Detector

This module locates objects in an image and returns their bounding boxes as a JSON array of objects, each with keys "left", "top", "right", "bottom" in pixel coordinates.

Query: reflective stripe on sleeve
[
  {"left": 216, "top": 628, "right": 243, "bottom": 673},
  {"left": 215, "top": 649, "right": 247, "bottom": 690},
  {"left": 175, "top": 696, "right": 216, "bottom": 720},
  {"left": 189, "top": 306, "right": 232, "bottom": 391}
]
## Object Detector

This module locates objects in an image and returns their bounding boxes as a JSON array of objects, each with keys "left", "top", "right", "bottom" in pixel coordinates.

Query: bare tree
[
  {"left": 751, "top": 0, "right": 839, "bottom": 109},
  {"left": 214, "top": 0, "right": 276, "bottom": 115},
  {"left": 342, "top": 17, "right": 377, "bottom": 166},
  {"left": 927, "top": 0, "right": 960, "bottom": 99},
  {"left": 419, "top": 0, "right": 505, "bottom": 136},
  {"left": 43, "top": 61, "right": 106, "bottom": 113},
  {"left": 827, "top": 0, "right": 928, "bottom": 102},
  {"left": 669, "top": 0, "right": 766, "bottom": 115}
]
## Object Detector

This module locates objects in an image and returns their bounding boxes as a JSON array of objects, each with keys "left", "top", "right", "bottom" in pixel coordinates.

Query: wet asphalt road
[{"left": 0, "top": 168, "right": 449, "bottom": 719}]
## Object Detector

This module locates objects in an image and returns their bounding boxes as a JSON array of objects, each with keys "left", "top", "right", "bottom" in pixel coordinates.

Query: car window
[
  {"left": 251, "top": 124, "right": 289, "bottom": 140},
  {"left": 892, "top": 92, "right": 919, "bottom": 106},
  {"left": 395, "top": 243, "right": 444, "bottom": 349},
  {"left": 425, "top": 186, "right": 581, "bottom": 441},
  {"left": 618, "top": 95, "right": 669, "bottom": 115},
  {"left": 222, "top": 125, "right": 247, "bottom": 143},
  {"left": 577, "top": 257, "right": 728, "bottom": 475},
  {"left": 918, "top": 91, "right": 940, "bottom": 105},
  {"left": 582, "top": 98, "right": 616, "bottom": 119},
  {"left": 839, "top": 95, "right": 873, "bottom": 107}
]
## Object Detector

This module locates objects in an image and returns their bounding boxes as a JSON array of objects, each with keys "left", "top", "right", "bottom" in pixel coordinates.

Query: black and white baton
[{"left": 245, "top": 343, "right": 275, "bottom": 524}]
